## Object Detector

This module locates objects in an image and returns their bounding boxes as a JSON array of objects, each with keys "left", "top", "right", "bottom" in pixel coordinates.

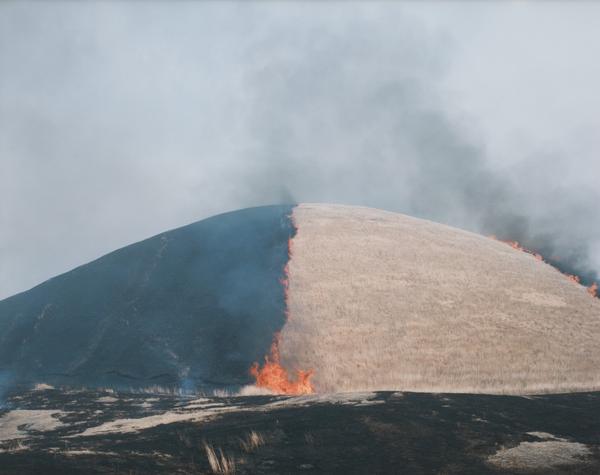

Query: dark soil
[{"left": 1, "top": 388, "right": 599, "bottom": 474}]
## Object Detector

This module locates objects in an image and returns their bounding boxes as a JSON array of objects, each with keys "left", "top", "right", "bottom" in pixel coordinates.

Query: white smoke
[{"left": 1, "top": 2, "right": 599, "bottom": 298}]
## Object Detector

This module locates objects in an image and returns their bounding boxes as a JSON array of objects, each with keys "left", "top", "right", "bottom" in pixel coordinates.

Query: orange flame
[
  {"left": 250, "top": 221, "right": 315, "bottom": 395},
  {"left": 490, "top": 236, "right": 597, "bottom": 298},
  {"left": 250, "top": 332, "right": 314, "bottom": 395},
  {"left": 491, "top": 237, "right": 544, "bottom": 261}
]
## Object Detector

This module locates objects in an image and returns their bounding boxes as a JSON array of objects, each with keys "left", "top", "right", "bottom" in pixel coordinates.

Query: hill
[{"left": 0, "top": 205, "right": 295, "bottom": 390}]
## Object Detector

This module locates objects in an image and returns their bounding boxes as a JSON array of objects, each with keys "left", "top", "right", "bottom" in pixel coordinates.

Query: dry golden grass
[
  {"left": 280, "top": 203, "right": 600, "bottom": 395},
  {"left": 488, "top": 440, "right": 591, "bottom": 470},
  {"left": 203, "top": 442, "right": 236, "bottom": 474},
  {"left": 239, "top": 430, "right": 265, "bottom": 453}
]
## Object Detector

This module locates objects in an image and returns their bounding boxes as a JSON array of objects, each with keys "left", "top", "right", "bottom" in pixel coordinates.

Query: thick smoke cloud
[{"left": 1, "top": 2, "right": 599, "bottom": 299}]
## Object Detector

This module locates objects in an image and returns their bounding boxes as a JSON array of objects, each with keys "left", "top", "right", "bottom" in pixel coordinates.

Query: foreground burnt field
[{"left": 0, "top": 388, "right": 599, "bottom": 474}]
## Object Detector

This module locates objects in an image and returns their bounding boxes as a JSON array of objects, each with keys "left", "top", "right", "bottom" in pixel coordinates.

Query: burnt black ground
[
  {"left": 1, "top": 388, "right": 599, "bottom": 474},
  {"left": 0, "top": 205, "right": 295, "bottom": 391}
]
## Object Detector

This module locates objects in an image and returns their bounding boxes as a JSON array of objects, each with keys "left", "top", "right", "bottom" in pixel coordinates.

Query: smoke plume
[{"left": 1, "top": 2, "right": 599, "bottom": 298}]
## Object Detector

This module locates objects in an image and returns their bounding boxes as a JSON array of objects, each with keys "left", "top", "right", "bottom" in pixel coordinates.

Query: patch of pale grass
[
  {"left": 208, "top": 385, "right": 274, "bottom": 397},
  {"left": 70, "top": 403, "right": 243, "bottom": 437},
  {"left": 62, "top": 449, "right": 119, "bottom": 457},
  {"left": 281, "top": 204, "right": 600, "bottom": 395},
  {"left": 128, "top": 385, "right": 186, "bottom": 396},
  {"left": 264, "top": 392, "right": 377, "bottom": 408},
  {"left": 203, "top": 442, "right": 236, "bottom": 474},
  {"left": 0, "top": 410, "right": 66, "bottom": 442},
  {"left": 235, "top": 385, "right": 275, "bottom": 397},
  {"left": 488, "top": 441, "right": 591, "bottom": 470},
  {"left": 96, "top": 396, "right": 118, "bottom": 403}
]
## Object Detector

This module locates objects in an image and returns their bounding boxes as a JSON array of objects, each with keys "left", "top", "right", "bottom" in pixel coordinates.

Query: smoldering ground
[{"left": 1, "top": 2, "right": 599, "bottom": 299}]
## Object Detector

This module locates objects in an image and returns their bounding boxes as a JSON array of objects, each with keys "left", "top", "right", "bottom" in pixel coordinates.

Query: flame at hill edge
[
  {"left": 491, "top": 236, "right": 598, "bottom": 298},
  {"left": 250, "top": 332, "right": 314, "bottom": 395},
  {"left": 250, "top": 218, "right": 315, "bottom": 395}
]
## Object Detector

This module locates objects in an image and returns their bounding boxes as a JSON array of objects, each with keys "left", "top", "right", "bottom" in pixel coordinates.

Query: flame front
[
  {"left": 250, "top": 226, "right": 315, "bottom": 395},
  {"left": 250, "top": 332, "right": 314, "bottom": 395},
  {"left": 491, "top": 236, "right": 598, "bottom": 298}
]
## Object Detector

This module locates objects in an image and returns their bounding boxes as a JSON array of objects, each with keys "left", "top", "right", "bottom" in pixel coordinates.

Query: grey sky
[{"left": 2, "top": 2, "right": 599, "bottom": 299}]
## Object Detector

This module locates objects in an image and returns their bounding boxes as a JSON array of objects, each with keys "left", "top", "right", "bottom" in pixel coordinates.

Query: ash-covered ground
[{"left": 1, "top": 387, "right": 599, "bottom": 474}]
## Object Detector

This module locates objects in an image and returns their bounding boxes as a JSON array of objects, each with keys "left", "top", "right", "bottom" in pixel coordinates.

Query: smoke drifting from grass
[
  {"left": 235, "top": 8, "right": 600, "bottom": 285},
  {"left": 1, "top": 3, "right": 598, "bottom": 298}
]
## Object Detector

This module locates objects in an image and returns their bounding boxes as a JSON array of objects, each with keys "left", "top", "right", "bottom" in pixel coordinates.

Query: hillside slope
[
  {"left": 281, "top": 204, "right": 600, "bottom": 394},
  {"left": 2, "top": 203, "right": 599, "bottom": 395},
  {"left": 0, "top": 205, "right": 295, "bottom": 390}
]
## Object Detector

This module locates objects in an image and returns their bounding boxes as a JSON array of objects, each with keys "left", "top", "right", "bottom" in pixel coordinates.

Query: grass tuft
[
  {"left": 239, "top": 430, "right": 265, "bottom": 452},
  {"left": 203, "top": 442, "right": 236, "bottom": 474}
]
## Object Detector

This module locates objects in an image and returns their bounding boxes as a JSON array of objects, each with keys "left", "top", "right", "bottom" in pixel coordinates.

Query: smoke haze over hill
[{"left": 1, "top": 2, "right": 599, "bottom": 298}]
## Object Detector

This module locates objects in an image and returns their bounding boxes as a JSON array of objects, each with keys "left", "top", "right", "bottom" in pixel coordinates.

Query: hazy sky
[{"left": 2, "top": 2, "right": 600, "bottom": 299}]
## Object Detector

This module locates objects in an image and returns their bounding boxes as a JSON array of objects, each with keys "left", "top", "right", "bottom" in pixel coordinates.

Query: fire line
[
  {"left": 491, "top": 236, "right": 598, "bottom": 298},
  {"left": 250, "top": 216, "right": 315, "bottom": 395}
]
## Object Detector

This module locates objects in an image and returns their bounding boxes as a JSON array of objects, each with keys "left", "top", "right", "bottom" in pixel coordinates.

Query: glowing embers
[
  {"left": 491, "top": 236, "right": 598, "bottom": 298},
  {"left": 250, "top": 332, "right": 314, "bottom": 395}
]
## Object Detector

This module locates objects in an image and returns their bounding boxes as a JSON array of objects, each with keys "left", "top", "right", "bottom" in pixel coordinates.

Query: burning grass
[
  {"left": 250, "top": 215, "right": 315, "bottom": 395},
  {"left": 491, "top": 237, "right": 598, "bottom": 298},
  {"left": 250, "top": 333, "right": 313, "bottom": 395}
]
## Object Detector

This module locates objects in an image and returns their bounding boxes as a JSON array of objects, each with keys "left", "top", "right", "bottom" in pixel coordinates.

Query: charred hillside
[{"left": 0, "top": 205, "right": 295, "bottom": 391}]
